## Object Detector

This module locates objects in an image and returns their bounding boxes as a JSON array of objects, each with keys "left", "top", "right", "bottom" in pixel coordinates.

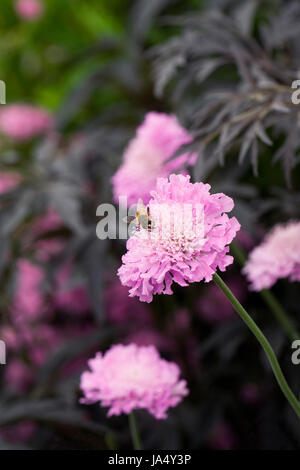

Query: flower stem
[
  {"left": 213, "top": 272, "right": 300, "bottom": 419},
  {"left": 129, "top": 411, "right": 143, "bottom": 450},
  {"left": 231, "top": 241, "right": 299, "bottom": 341}
]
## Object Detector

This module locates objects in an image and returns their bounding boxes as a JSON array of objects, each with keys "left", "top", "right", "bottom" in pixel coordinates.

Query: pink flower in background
[
  {"left": 197, "top": 277, "right": 246, "bottom": 324},
  {"left": 53, "top": 284, "right": 90, "bottom": 315},
  {"left": 15, "top": 0, "right": 43, "bottom": 21},
  {"left": 240, "top": 383, "right": 261, "bottom": 405},
  {"left": 208, "top": 421, "right": 236, "bottom": 450},
  {"left": 124, "top": 329, "right": 171, "bottom": 350},
  {"left": 118, "top": 174, "right": 240, "bottom": 302},
  {"left": 34, "top": 238, "right": 65, "bottom": 262},
  {"left": 0, "top": 421, "right": 36, "bottom": 443},
  {"left": 0, "top": 326, "right": 21, "bottom": 350},
  {"left": 28, "top": 325, "right": 61, "bottom": 366},
  {"left": 30, "top": 208, "right": 62, "bottom": 239},
  {"left": 235, "top": 229, "right": 255, "bottom": 251},
  {"left": 4, "top": 359, "right": 34, "bottom": 393},
  {"left": 243, "top": 221, "right": 300, "bottom": 290},
  {"left": 52, "top": 261, "right": 90, "bottom": 315},
  {"left": 0, "top": 172, "right": 22, "bottom": 194},
  {"left": 80, "top": 344, "right": 188, "bottom": 419},
  {"left": 105, "top": 280, "right": 152, "bottom": 326},
  {"left": 112, "top": 112, "right": 196, "bottom": 205},
  {"left": 12, "top": 259, "right": 46, "bottom": 322},
  {"left": 0, "top": 105, "right": 52, "bottom": 141}
]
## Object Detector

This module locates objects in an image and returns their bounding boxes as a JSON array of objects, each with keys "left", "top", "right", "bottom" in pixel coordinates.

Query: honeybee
[{"left": 124, "top": 201, "right": 153, "bottom": 232}]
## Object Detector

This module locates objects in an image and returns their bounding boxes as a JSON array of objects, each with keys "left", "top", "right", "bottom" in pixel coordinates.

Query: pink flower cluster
[
  {"left": 80, "top": 344, "right": 188, "bottom": 419},
  {"left": 112, "top": 112, "right": 196, "bottom": 205},
  {"left": 15, "top": 0, "right": 43, "bottom": 21},
  {"left": 243, "top": 221, "right": 300, "bottom": 291},
  {"left": 12, "top": 259, "right": 46, "bottom": 323},
  {"left": 0, "top": 105, "right": 52, "bottom": 141},
  {"left": 118, "top": 174, "right": 240, "bottom": 302},
  {"left": 0, "top": 172, "right": 22, "bottom": 194},
  {"left": 52, "top": 261, "right": 90, "bottom": 315}
]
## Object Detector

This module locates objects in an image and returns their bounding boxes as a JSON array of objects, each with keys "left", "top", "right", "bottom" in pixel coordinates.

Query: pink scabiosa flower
[
  {"left": 118, "top": 174, "right": 240, "bottom": 302},
  {"left": 30, "top": 208, "right": 62, "bottom": 239},
  {"left": 0, "top": 172, "right": 22, "bottom": 194},
  {"left": 53, "top": 286, "right": 90, "bottom": 315},
  {"left": 105, "top": 280, "right": 152, "bottom": 326},
  {"left": 0, "top": 105, "right": 52, "bottom": 141},
  {"left": 15, "top": 0, "right": 43, "bottom": 21},
  {"left": 243, "top": 221, "right": 300, "bottom": 291},
  {"left": 112, "top": 112, "right": 196, "bottom": 205},
  {"left": 12, "top": 259, "right": 46, "bottom": 323},
  {"left": 240, "top": 383, "right": 261, "bottom": 405},
  {"left": 208, "top": 421, "right": 237, "bottom": 450},
  {"left": 80, "top": 344, "right": 188, "bottom": 419},
  {"left": 4, "top": 358, "right": 34, "bottom": 393},
  {"left": 52, "top": 261, "right": 90, "bottom": 315}
]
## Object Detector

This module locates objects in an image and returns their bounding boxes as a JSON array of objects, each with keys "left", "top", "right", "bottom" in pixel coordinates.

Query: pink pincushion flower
[
  {"left": 112, "top": 112, "right": 196, "bottom": 205},
  {"left": 80, "top": 343, "right": 188, "bottom": 419},
  {"left": 53, "top": 285, "right": 90, "bottom": 315},
  {"left": 4, "top": 359, "right": 34, "bottom": 393},
  {"left": 0, "top": 172, "right": 22, "bottom": 194},
  {"left": 240, "top": 383, "right": 261, "bottom": 405},
  {"left": 52, "top": 261, "right": 90, "bottom": 315},
  {"left": 0, "top": 421, "right": 36, "bottom": 443},
  {"left": 12, "top": 259, "right": 46, "bottom": 322},
  {"left": 105, "top": 280, "right": 152, "bottom": 326},
  {"left": 208, "top": 422, "right": 236, "bottom": 450},
  {"left": 118, "top": 174, "right": 240, "bottom": 302},
  {"left": 0, "top": 105, "right": 52, "bottom": 141},
  {"left": 15, "top": 0, "right": 43, "bottom": 21},
  {"left": 243, "top": 221, "right": 300, "bottom": 291},
  {"left": 30, "top": 208, "right": 62, "bottom": 239}
]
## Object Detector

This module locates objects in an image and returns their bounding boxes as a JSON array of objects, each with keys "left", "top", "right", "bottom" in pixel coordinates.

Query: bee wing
[
  {"left": 136, "top": 198, "right": 146, "bottom": 212},
  {"left": 138, "top": 214, "right": 149, "bottom": 229},
  {"left": 123, "top": 216, "right": 137, "bottom": 224}
]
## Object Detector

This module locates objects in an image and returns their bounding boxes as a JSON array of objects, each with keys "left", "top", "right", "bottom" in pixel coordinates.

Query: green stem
[
  {"left": 129, "top": 411, "right": 143, "bottom": 450},
  {"left": 231, "top": 241, "right": 299, "bottom": 341},
  {"left": 213, "top": 273, "right": 300, "bottom": 419}
]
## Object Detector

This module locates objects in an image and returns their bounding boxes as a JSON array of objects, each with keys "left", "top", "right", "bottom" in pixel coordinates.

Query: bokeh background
[{"left": 0, "top": 0, "right": 299, "bottom": 450}]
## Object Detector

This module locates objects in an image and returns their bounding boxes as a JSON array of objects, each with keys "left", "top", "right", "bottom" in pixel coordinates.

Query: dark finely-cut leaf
[
  {"left": 215, "top": 123, "right": 229, "bottom": 166},
  {"left": 48, "top": 182, "right": 85, "bottom": 235},
  {"left": 255, "top": 122, "right": 273, "bottom": 146},
  {"left": 151, "top": 1, "right": 300, "bottom": 182},
  {"left": 250, "top": 137, "right": 258, "bottom": 176},
  {"left": 0, "top": 400, "right": 108, "bottom": 434},
  {"left": 0, "top": 440, "right": 30, "bottom": 450},
  {"left": 238, "top": 124, "right": 256, "bottom": 164},
  {"left": 80, "top": 237, "right": 107, "bottom": 323},
  {"left": 0, "top": 189, "right": 34, "bottom": 237},
  {"left": 233, "top": 0, "right": 257, "bottom": 36},
  {"left": 272, "top": 116, "right": 298, "bottom": 187},
  {"left": 55, "top": 61, "right": 142, "bottom": 128},
  {"left": 129, "top": 0, "right": 176, "bottom": 44},
  {"left": 154, "top": 53, "right": 185, "bottom": 98},
  {"left": 36, "top": 328, "right": 115, "bottom": 388},
  {"left": 195, "top": 58, "right": 227, "bottom": 84}
]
